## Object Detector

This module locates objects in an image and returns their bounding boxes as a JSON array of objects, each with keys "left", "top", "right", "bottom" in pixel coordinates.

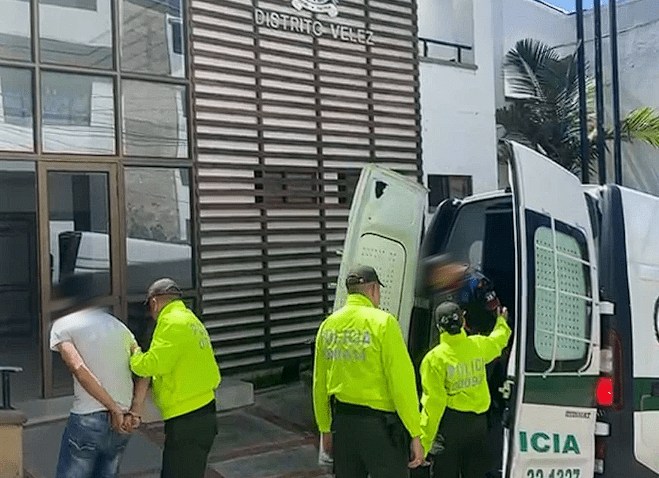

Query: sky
[
  {"left": 546, "top": 0, "right": 630, "bottom": 13},
  {"left": 549, "top": 0, "right": 594, "bottom": 11}
]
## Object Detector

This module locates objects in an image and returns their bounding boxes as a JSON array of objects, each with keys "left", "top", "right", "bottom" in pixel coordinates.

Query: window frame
[
  {"left": 0, "top": 0, "right": 192, "bottom": 159},
  {"left": 427, "top": 174, "right": 472, "bottom": 213}
]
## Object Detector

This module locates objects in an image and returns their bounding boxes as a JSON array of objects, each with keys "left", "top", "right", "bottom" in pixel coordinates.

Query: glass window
[
  {"left": 125, "top": 167, "right": 192, "bottom": 295},
  {"left": 39, "top": 0, "right": 113, "bottom": 69},
  {"left": 0, "top": 0, "right": 32, "bottom": 60},
  {"left": 41, "top": 72, "right": 115, "bottom": 154},
  {"left": 122, "top": 80, "right": 188, "bottom": 157},
  {"left": 0, "top": 67, "right": 34, "bottom": 151},
  {"left": 122, "top": 0, "right": 185, "bottom": 78},
  {"left": 428, "top": 174, "right": 472, "bottom": 212},
  {"left": 533, "top": 226, "right": 590, "bottom": 362},
  {"left": 48, "top": 171, "right": 111, "bottom": 299}
]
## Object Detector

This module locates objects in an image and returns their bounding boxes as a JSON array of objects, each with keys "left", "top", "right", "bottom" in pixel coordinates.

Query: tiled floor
[{"left": 23, "top": 381, "right": 329, "bottom": 478}]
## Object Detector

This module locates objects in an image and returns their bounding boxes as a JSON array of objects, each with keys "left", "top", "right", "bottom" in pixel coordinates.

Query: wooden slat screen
[{"left": 190, "top": 0, "right": 421, "bottom": 372}]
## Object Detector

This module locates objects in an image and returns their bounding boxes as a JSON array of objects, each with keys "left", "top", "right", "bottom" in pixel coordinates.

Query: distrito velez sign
[{"left": 254, "top": 0, "right": 375, "bottom": 46}]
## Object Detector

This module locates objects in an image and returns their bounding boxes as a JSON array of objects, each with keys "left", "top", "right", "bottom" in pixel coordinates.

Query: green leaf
[{"left": 621, "top": 107, "right": 659, "bottom": 148}]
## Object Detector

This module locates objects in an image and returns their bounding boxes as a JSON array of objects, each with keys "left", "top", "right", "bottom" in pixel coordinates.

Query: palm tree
[{"left": 497, "top": 39, "right": 659, "bottom": 177}]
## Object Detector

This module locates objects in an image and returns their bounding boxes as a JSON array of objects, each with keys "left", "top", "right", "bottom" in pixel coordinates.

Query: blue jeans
[{"left": 55, "top": 411, "right": 131, "bottom": 478}]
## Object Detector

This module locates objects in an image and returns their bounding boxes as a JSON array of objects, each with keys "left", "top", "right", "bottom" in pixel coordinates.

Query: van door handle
[{"left": 499, "top": 379, "right": 515, "bottom": 400}]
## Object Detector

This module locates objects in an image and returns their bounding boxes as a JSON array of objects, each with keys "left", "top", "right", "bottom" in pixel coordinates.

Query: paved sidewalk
[{"left": 23, "top": 381, "right": 332, "bottom": 478}]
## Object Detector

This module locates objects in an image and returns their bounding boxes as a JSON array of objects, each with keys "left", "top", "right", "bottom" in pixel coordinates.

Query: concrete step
[{"left": 16, "top": 377, "right": 254, "bottom": 426}]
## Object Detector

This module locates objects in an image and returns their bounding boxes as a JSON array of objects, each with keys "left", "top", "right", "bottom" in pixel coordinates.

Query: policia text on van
[{"left": 334, "top": 141, "right": 659, "bottom": 478}]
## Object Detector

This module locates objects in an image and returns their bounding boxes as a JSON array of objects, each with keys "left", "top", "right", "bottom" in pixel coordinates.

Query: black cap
[
  {"left": 346, "top": 265, "right": 385, "bottom": 288},
  {"left": 434, "top": 301, "right": 463, "bottom": 335},
  {"left": 145, "top": 278, "right": 182, "bottom": 304}
]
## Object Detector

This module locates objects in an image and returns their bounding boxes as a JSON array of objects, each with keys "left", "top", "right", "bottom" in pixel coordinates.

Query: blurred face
[{"left": 428, "top": 262, "right": 468, "bottom": 291}]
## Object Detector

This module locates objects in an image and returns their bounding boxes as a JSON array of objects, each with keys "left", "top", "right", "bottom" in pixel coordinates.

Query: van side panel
[
  {"left": 598, "top": 186, "right": 656, "bottom": 477},
  {"left": 620, "top": 187, "right": 659, "bottom": 474}
]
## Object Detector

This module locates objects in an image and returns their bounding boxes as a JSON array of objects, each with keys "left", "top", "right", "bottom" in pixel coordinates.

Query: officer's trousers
[
  {"left": 333, "top": 401, "right": 410, "bottom": 478},
  {"left": 430, "top": 408, "right": 488, "bottom": 478},
  {"left": 161, "top": 400, "right": 217, "bottom": 478}
]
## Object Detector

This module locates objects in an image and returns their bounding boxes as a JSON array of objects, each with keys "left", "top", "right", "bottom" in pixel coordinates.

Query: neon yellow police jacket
[
  {"left": 419, "top": 315, "right": 511, "bottom": 454},
  {"left": 130, "top": 300, "right": 221, "bottom": 420},
  {"left": 313, "top": 293, "right": 422, "bottom": 439}
]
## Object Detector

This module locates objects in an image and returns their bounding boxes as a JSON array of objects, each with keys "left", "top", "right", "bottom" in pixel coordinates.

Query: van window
[{"left": 528, "top": 214, "right": 592, "bottom": 372}]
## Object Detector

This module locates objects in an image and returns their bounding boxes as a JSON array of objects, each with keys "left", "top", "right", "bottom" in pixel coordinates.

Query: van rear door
[
  {"left": 505, "top": 142, "right": 600, "bottom": 478},
  {"left": 333, "top": 164, "right": 427, "bottom": 342}
]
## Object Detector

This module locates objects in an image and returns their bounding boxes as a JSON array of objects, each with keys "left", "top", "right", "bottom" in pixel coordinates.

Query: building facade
[{"left": 0, "top": 0, "right": 422, "bottom": 400}]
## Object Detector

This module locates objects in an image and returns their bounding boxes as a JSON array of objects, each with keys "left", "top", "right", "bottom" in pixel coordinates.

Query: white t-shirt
[{"left": 50, "top": 308, "right": 137, "bottom": 415}]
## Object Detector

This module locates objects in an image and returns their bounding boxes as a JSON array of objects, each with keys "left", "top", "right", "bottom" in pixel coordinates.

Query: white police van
[{"left": 334, "top": 140, "right": 659, "bottom": 478}]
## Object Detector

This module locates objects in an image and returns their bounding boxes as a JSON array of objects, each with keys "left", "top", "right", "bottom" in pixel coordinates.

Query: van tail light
[
  {"left": 596, "top": 377, "right": 613, "bottom": 406},
  {"left": 597, "top": 329, "right": 623, "bottom": 409}
]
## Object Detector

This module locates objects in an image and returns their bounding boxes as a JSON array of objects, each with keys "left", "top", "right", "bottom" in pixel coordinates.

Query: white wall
[
  {"left": 419, "top": 0, "right": 499, "bottom": 197},
  {"left": 579, "top": 0, "right": 659, "bottom": 194},
  {"left": 500, "top": 0, "right": 574, "bottom": 57},
  {"left": 496, "top": 0, "right": 575, "bottom": 106}
]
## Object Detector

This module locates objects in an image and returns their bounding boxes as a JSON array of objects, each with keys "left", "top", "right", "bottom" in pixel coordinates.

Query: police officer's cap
[
  {"left": 434, "top": 301, "right": 463, "bottom": 335},
  {"left": 346, "top": 265, "right": 385, "bottom": 288},
  {"left": 145, "top": 278, "right": 182, "bottom": 304}
]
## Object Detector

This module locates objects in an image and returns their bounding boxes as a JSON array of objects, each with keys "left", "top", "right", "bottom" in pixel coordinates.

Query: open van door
[
  {"left": 504, "top": 142, "right": 600, "bottom": 478},
  {"left": 334, "top": 164, "right": 427, "bottom": 342}
]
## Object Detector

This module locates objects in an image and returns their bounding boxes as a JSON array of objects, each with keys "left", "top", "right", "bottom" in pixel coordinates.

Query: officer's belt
[{"left": 333, "top": 399, "right": 395, "bottom": 418}]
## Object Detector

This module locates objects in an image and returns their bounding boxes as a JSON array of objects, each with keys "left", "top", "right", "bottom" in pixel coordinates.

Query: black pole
[
  {"left": 1, "top": 371, "right": 10, "bottom": 409},
  {"left": 593, "top": 0, "right": 606, "bottom": 184},
  {"left": 610, "top": 0, "right": 623, "bottom": 184},
  {"left": 576, "top": 0, "right": 589, "bottom": 183}
]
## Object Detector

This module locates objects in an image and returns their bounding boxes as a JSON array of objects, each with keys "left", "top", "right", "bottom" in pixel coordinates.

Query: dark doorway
[{"left": 0, "top": 163, "right": 41, "bottom": 402}]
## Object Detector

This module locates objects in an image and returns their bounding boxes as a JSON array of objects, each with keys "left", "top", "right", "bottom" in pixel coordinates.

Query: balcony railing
[{"left": 419, "top": 37, "right": 473, "bottom": 64}]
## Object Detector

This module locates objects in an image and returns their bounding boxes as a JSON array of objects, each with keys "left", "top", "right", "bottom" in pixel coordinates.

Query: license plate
[{"left": 526, "top": 469, "right": 581, "bottom": 478}]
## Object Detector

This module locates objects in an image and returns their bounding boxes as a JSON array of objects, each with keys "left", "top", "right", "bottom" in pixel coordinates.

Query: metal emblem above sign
[{"left": 291, "top": 0, "right": 339, "bottom": 17}]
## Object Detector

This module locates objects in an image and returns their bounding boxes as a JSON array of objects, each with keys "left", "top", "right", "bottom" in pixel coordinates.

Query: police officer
[
  {"left": 130, "top": 278, "right": 221, "bottom": 478},
  {"left": 313, "top": 265, "right": 425, "bottom": 478},
  {"left": 419, "top": 301, "right": 511, "bottom": 478}
]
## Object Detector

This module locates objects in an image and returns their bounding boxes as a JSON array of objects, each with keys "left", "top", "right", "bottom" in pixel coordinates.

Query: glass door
[{"left": 38, "top": 162, "right": 122, "bottom": 398}]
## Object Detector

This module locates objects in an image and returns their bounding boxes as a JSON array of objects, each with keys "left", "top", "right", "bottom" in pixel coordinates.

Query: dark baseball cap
[
  {"left": 345, "top": 265, "right": 385, "bottom": 288},
  {"left": 145, "top": 278, "right": 182, "bottom": 304},
  {"left": 434, "top": 301, "right": 463, "bottom": 334}
]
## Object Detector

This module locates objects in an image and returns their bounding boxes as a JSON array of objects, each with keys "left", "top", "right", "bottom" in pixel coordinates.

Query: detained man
[{"left": 51, "top": 275, "right": 149, "bottom": 478}]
